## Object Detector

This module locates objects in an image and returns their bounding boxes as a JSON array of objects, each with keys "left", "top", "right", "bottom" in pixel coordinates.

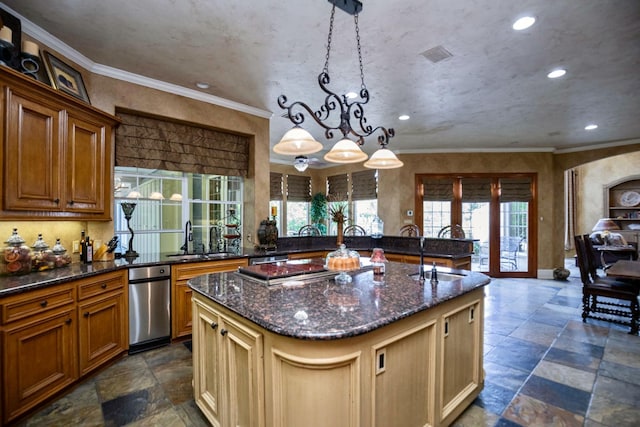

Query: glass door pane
[
  {"left": 499, "top": 201, "right": 529, "bottom": 272},
  {"left": 462, "top": 202, "right": 490, "bottom": 272},
  {"left": 422, "top": 201, "right": 451, "bottom": 237}
]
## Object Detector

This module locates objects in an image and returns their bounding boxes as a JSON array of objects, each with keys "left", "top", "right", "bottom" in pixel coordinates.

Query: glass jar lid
[
  {"left": 32, "top": 234, "right": 49, "bottom": 251},
  {"left": 5, "top": 228, "right": 25, "bottom": 246},
  {"left": 326, "top": 244, "right": 361, "bottom": 271},
  {"left": 52, "top": 238, "right": 67, "bottom": 255}
]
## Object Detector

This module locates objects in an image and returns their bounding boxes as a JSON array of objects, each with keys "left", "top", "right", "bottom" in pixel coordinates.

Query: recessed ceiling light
[
  {"left": 585, "top": 124, "right": 598, "bottom": 130},
  {"left": 346, "top": 92, "right": 358, "bottom": 99},
  {"left": 196, "top": 82, "right": 210, "bottom": 89},
  {"left": 547, "top": 69, "right": 567, "bottom": 79},
  {"left": 398, "top": 115, "right": 410, "bottom": 121},
  {"left": 513, "top": 16, "right": 536, "bottom": 31}
]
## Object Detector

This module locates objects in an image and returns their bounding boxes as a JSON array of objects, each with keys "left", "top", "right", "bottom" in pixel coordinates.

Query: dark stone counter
[
  {"left": 0, "top": 236, "right": 474, "bottom": 297},
  {"left": 188, "top": 261, "right": 490, "bottom": 340}
]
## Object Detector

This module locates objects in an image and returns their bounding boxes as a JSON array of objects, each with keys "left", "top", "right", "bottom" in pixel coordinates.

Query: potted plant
[
  {"left": 329, "top": 201, "right": 348, "bottom": 246},
  {"left": 310, "top": 192, "right": 328, "bottom": 235}
]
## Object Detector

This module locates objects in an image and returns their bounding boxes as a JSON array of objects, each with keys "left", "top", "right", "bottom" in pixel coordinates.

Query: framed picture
[{"left": 42, "top": 50, "right": 90, "bottom": 104}]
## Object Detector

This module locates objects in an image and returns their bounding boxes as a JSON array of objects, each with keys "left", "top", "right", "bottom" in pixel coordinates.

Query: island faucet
[
  {"left": 419, "top": 237, "right": 426, "bottom": 281},
  {"left": 180, "top": 220, "right": 193, "bottom": 254}
]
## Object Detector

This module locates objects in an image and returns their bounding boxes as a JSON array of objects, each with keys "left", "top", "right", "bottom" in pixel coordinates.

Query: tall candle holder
[{"left": 121, "top": 202, "right": 139, "bottom": 258}]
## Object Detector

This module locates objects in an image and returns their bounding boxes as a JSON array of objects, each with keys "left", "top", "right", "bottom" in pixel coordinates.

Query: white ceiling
[{"left": 4, "top": 0, "right": 640, "bottom": 167}]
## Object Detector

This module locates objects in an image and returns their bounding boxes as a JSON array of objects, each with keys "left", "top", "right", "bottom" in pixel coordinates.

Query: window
[
  {"left": 351, "top": 170, "right": 378, "bottom": 233},
  {"left": 114, "top": 167, "right": 243, "bottom": 254},
  {"left": 286, "top": 174, "right": 311, "bottom": 236}
]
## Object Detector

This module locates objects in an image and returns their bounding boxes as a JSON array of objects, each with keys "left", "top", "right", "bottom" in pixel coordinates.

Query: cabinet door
[
  {"left": 193, "top": 300, "right": 223, "bottom": 427},
  {"left": 2, "top": 308, "right": 77, "bottom": 424},
  {"left": 219, "top": 314, "right": 264, "bottom": 427},
  {"left": 440, "top": 300, "right": 482, "bottom": 423},
  {"left": 78, "top": 290, "right": 127, "bottom": 376},
  {"left": 173, "top": 284, "right": 193, "bottom": 339},
  {"left": 65, "top": 114, "right": 107, "bottom": 213},
  {"left": 4, "top": 89, "right": 63, "bottom": 211}
]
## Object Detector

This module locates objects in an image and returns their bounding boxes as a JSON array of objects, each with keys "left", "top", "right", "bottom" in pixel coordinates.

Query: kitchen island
[{"left": 189, "top": 259, "right": 490, "bottom": 427}]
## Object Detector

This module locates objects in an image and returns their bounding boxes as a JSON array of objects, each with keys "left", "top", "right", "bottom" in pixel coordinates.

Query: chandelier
[{"left": 274, "top": 0, "right": 403, "bottom": 169}]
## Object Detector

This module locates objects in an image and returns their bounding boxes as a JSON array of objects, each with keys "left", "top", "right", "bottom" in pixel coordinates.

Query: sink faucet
[
  {"left": 180, "top": 220, "right": 193, "bottom": 254},
  {"left": 209, "top": 225, "right": 219, "bottom": 253},
  {"left": 419, "top": 237, "right": 426, "bottom": 281}
]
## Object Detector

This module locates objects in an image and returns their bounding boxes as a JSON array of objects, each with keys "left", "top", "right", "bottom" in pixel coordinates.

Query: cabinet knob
[
  {"left": 101, "top": 283, "right": 107, "bottom": 289},
  {"left": 40, "top": 300, "right": 48, "bottom": 307},
  {"left": 210, "top": 322, "right": 218, "bottom": 330},
  {"left": 220, "top": 328, "right": 228, "bottom": 336},
  {"left": 53, "top": 198, "right": 60, "bottom": 204},
  {"left": 68, "top": 200, "right": 74, "bottom": 205},
  {"left": 84, "top": 312, "right": 90, "bottom": 317},
  {"left": 65, "top": 318, "right": 72, "bottom": 325}
]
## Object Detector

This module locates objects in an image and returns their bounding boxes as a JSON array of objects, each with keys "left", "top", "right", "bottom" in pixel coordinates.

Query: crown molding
[{"left": 4, "top": 2, "right": 272, "bottom": 119}]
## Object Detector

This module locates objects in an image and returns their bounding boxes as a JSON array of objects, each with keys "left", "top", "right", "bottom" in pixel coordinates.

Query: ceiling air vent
[{"left": 421, "top": 45, "right": 453, "bottom": 63}]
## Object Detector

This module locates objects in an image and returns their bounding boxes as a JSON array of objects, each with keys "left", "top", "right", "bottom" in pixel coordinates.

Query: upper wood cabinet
[{"left": 0, "top": 66, "right": 119, "bottom": 220}]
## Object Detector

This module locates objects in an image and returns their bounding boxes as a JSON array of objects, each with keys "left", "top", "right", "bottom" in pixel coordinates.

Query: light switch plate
[{"left": 72, "top": 240, "right": 80, "bottom": 253}]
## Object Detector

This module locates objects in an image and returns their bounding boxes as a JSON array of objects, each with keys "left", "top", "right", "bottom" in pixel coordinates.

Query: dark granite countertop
[
  {"left": 0, "top": 236, "right": 475, "bottom": 297},
  {"left": 188, "top": 261, "right": 490, "bottom": 341}
]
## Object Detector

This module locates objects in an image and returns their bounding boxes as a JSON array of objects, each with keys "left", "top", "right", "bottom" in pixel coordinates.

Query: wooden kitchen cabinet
[
  {"left": 193, "top": 295, "right": 264, "bottom": 427},
  {"left": 1, "top": 283, "right": 78, "bottom": 424},
  {"left": 0, "top": 66, "right": 118, "bottom": 220},
  {"left": 172, "top": 258, "right": 248, "bottom": 339},
  {"left": 76, "top": 270, "right": 128, "bottom": 376}
]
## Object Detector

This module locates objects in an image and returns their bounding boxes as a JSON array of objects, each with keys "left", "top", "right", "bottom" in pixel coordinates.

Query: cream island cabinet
[{"left": 189, "top": 261, "right": 490, "bottom": 427}]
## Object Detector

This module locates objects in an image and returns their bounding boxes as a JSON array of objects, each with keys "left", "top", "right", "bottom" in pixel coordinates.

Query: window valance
[
  {"left": 327, "top": 174, "right": 349, "bottom": 201},
  {"left": 270, "top": 173, "right": 283, "bottom": 200},
  {"left": 287, "top": 175, "right": 311, "bottom": 202},
  {"left": 500, "top": 178, "right": 532, "bottom": 202},
  {"left": 422, "top": 178, "right": 454, "bottom": 201},
  {"left": 115, "top": 111, "right": 250, "bottom": 177},
  {"left": 351, "top": 170, "right": 377, "bottom": 200}
]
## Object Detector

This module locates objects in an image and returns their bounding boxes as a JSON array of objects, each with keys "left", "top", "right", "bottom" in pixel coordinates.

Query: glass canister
[
  {"left": 51, "top": 238, "right": 72, "bottom": 268},
  {"left": 31, "top": 234, "right": 54, "bottom": 271},
  {"left": 371, "top": 216, "right": 384, "bottom": 238},
  {"left": 325, "top": 244, "right": 361, "bottom": 284},
  {"left": 2, "top": 228, "right": 32, "bottom": 275}
]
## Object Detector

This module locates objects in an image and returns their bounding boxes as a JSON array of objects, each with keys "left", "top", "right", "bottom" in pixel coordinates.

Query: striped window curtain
[
  {"left": 270, "top": 172, "right": 283, "bottom": 201},
  {"left": 422, "top": 178, "right": 454, "bottom": 201},
  {"left": 287, "top": 175, "right": 311, "bottom": 202},
  {"left": 499, "top": 177, "right": 532, "bottom": 202},
  {"left": 564, "top": 169, "right": 577, "bottom": 250},
  {"left": 351, "top": 170, "right": 377, "bottom": 200},
  {"left": 327, "top": 174, "right": 349, "bottom": 201}
]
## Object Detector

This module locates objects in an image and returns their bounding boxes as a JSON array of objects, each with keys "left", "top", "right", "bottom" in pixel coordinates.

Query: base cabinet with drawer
[
  {"left": 0, "top": 270, "right": 128, "bottom": 425},
  {"left": 172, "top": 258, "right": 249, "bottom": 339}
]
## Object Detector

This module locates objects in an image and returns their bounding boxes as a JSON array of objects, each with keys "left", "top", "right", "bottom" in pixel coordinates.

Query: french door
[{"left": 416, "top": 174, "right": 536, "bottom": 278}]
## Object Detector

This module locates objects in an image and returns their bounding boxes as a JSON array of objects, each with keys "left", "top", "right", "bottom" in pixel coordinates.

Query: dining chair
[
  {"left": 343, "top": 224, "right": 366, "bottom": 236},
  {"left": 298, "top": 225, "right": 321, "bottom": 236},
  {"left": 437, "top": 224, "right": 465, "bottom": 239},
  {"left": 574, "top": 235, "right": 639, "bottom": 334},
  {"left": 399, "top": 224, "right": 420, "bottom": 237}
]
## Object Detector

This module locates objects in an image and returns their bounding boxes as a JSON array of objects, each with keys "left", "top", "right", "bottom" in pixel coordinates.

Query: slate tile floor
[{"left": 16, "top": 262, "right": 640, "bottom": 426}]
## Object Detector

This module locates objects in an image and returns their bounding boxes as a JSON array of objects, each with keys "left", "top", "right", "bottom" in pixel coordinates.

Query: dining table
[{"left": 605, "top": 259, "right": 640, "bottom": 281}]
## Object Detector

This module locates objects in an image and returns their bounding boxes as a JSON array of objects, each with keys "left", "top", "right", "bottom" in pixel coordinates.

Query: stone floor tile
[
  {"left": 101, "top": 385, "right": 172, "bottom": 426},
  {"left": 451, "top": 404, "right": 501, "bottom": 427},
  {"left": 509, "top": 320, "right": 563, "bottom": 346},
  {"left": 519, "top": 375, "right": 591, "bottom": 415},
  {"left": 503, "top": 394, "right": 584, "bottom": 427},
  {"left": 532, "top": 360, "right": 596, "bottom": 392}
]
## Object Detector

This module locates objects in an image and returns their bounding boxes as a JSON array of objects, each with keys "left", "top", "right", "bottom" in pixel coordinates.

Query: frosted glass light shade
[
  {"left": 273, "top": 126, "right": 323, "bottom": 155},
  {"left": 364, "top": 148, "right": 404, "bottom": 169},
  {"left": 324, "top": 138, "right": 368, "bottom": 163}
]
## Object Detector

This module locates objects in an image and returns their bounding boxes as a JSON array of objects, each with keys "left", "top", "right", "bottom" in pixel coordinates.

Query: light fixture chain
[
  {"left": 323, "top": 5, "right": 336, "bottom": 74},
  {"left": 354, "top": 14, "right": 365, "bottom": 89}
]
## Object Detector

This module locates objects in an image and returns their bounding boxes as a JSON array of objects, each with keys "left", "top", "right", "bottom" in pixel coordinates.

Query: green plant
[{"left": 310, "top": 192, "right": 328, "bottom": 235}]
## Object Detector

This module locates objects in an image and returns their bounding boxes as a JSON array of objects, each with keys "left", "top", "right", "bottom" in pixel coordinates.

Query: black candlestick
[{"left": 121, "top": 202, "right": 139, "bottom": 258}]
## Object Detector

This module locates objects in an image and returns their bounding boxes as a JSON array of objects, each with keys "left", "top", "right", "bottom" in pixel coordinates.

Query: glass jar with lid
[
  {"left": 1, "top": 228, "right": 32, "bottom": 275},
  {"left": 325, "top": 244, "right": 361, "bottom": 284},
  {"left": 51, "top": 238, "right": 72, "bottom": 268},
  {"left": 31, "top": 234, "right": 54, "bottom": 271}
]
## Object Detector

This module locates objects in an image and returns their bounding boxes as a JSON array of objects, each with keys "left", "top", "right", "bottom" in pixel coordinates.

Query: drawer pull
[
  {"left": 210, "top": 322, "right": 218, "bottom": 330},
  {"left": 101, "top": 283, "right": 107, "bottom": 289},
  {"left": 84, "top": 312, "right": 90, "bottom": 318},
  {"left": 53, "top": 198, "right": 60, "bottom": 204},
  {"left": 40, "top": 300, "right": 48, "bottom": 308},
  {"left": 65, "top": 318, "right": 72, "bottom": 325},
  {"left": 68, "top": 200, "right": 74, "bottom": 205},
  {"left": 220, "top": 328, "right": 228, "bottom": 336}
]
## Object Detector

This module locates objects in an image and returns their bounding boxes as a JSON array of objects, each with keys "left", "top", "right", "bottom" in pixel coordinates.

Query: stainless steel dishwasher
[{"left": 128, "top": 264, "right": 171, "bottom": 354}]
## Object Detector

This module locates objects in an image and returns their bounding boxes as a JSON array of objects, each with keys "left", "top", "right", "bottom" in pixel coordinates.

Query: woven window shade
[
  {"left": 351, "top": 170, "right": 377, "bottom": 201},
  {"left": 287, "top": 175, "right": 312, "bottom": 202},
  {"left": 500, "top": 178, "right": 532, "bottom": 202},
  {"left": 422, "top": 178, "right": 454, "bottom": 201},
  {"left": 461, "top": 178, "right": 492, "bottom": 202},
  {"left": 327, "top": 174, "right": 349, "bottom": 201},
  {"left": 115, "top": 111, "right": 249, "bottom": 176},
  {"left": 270, "top": 173, "right": 283, "bottom": 200}
]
